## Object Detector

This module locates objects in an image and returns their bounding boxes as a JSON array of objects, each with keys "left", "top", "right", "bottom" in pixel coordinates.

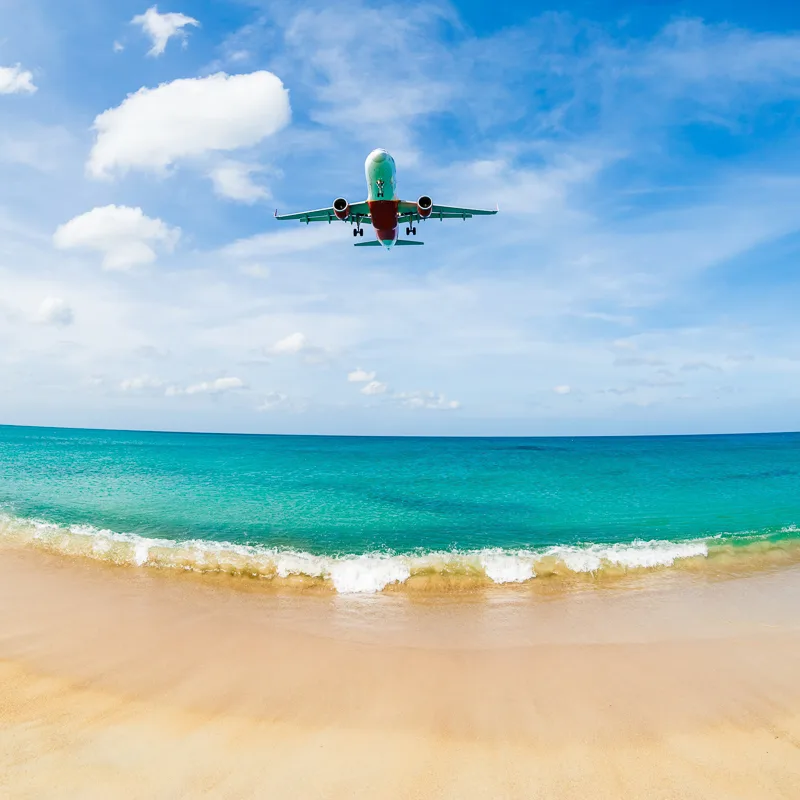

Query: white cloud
[
  {"left": 347, "top": 368, "right": 376, "bottom": 383},
  {"left": 361, "top": 380, "right": 388, "bottom": 396},
  {"left": 53, "top": 205, "right": 180, "bottom": 270},
  {"left": 271, "top": 332, "right": 309, "bottom": 355},
  {"left": 120, "top": 375, "right": 163, "bottom": 391},
  {"left": 131, "top": 6, "right": 199, "bottom": 57},
  {"left": 166, "top": 377, "right": 245, "bottom": 396},
  {"left": 87, "top": 71, "right": 291, "bottom": 179},
  {"left": 0, "top": 64, "right": 37, "bottom": 95},
  {"left": 209, "top": 161, "right": 269, "bottom": 203},
  {"left": 35, "top": 297, "right": 73, "bottom": 327},
  {"left": 395, "top": 391, "right": 461, "bottom": 410},
  {"left": 553, "top": 385, "right": 572, "bottom": 395},
  {"left": 269, "top": 332, "right": 330, "bottom": 364},
  {"left": 113, "top": 41, "right": 125, "bottom": 53},
  {"left": 257, "top": 391, "right": 307, "bottom": 412}
]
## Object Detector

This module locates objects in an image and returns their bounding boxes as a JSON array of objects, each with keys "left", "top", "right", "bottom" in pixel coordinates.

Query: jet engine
[
  {"left": 417, "top": 195, "right": 433, "bottom": 218},
  {"left": 333, "top": 197, "right": 350, "bottom": 220}
]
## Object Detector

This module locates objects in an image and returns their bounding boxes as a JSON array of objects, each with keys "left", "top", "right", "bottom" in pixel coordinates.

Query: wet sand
[{"left": 2, "top": 546, "right": 800, "bottom": 798}]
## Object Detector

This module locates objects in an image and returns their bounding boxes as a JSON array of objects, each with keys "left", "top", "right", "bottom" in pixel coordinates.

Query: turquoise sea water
[{"left": 1, "top": 426, "right": 799, "bottom": 592}]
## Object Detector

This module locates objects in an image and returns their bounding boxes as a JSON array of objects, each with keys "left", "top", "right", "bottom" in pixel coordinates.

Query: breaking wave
[{"left": 1, "top": 513, "right": 799, "bottom": 595}]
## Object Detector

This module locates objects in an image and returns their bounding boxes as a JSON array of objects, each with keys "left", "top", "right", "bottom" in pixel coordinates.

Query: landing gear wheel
[
  {"left": 359, "top": 228, "right": 364, "bottom": 237},
  {"left": 405, "top": 227, "right": 410, "bottom": 236},
  {"left": 412, "top": 227, "right": 417, "bottom": 235},
  {"left": 353, "top": 228, "right": 358, "bottom": 237}
]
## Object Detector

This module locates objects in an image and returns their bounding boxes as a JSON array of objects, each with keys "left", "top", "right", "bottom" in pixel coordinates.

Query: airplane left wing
[{"left": 275, "top": 201, "right": 371, "bottom": 224}]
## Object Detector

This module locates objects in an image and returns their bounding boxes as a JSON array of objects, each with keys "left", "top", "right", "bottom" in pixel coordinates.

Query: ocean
[{"left": 1, "top": 425, "right": 799, "bottom": 593}]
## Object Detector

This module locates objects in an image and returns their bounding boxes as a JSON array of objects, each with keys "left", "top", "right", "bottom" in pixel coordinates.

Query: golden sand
[{"left": 2, "top": 546, "right": 800, "bottom": 798}]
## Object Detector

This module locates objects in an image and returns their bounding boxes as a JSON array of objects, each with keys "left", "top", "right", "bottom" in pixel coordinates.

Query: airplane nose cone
[{"left": 368, "top": 149, "right": 389, "bottom": 164}]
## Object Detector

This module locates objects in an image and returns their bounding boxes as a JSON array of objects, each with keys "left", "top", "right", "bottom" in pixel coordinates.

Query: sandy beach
[{"left": 2, "top": 545, "right": 800, "bottom": 798}]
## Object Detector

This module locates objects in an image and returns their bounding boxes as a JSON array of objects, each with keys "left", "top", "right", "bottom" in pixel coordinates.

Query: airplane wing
[
  {"left": 397, "top": 201, "right": 498, "bottom": 223},
  {"left": 274, "top": 201, "right": 371, "bottom": 223}
]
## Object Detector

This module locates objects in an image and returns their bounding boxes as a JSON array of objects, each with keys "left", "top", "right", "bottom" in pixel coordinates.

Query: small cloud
[
  {"left": 271, "top": 332, "right": 309, "bottom": 355},
  {"left": 361, "top": 380, "right": 388, "bottom": 396},
  {"left": 348, "top": 368, "right": 376, "bottom": 383},
  {"left": 239, "top": 263, "right": 270, "bottom": 279},
  {"left": 395, "top": 391, "right": 460, "bottom": 411},
  {"left": 0, "top": 64, "right": 37, "bottom": 95},
  {"left": 257, "top": 391, "right": 307, "bottom": 412},
  {"left": 166, "top": 376, "right": 245, "bottom": 396},
  {"left": 209, "top": 161, "right": 269, "bottom": 203},
  {"left": 35, "top": 297, "right": 73, "bottom": 327},
  {"left": 553, "top": 385, "right": 571, "bottom": 395},
  {"left": 269, "top": 332, "right": 328, "bottom": 363},
  {"left": 53, "top": 205, "right": 180, "bottom": 270},
  {"left": 120, "top": 375, "right": 163, "bottom": 391},
  {"left": 113, "top": 41, "right": 125, "bottom": 53},
  {"left": 131, "top": 6, "right": 199, "bottom": 57}
]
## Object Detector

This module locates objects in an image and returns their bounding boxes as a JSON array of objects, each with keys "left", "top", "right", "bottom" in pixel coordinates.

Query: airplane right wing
[{"left": 397, "top": 200, "right": 498, "bottom": 224}]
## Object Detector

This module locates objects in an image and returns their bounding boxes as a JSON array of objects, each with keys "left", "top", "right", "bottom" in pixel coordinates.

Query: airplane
[{"left": 274, "top": 149, "right": 498, "bottom": 249}]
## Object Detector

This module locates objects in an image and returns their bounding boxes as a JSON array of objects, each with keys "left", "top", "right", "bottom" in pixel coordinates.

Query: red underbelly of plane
[{"left": 369, "top": 200, "right": 399, "bottom": 241}]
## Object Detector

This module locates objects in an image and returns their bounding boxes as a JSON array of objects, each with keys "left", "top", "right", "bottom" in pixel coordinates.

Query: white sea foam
[
  {"left": 328, "top": 555, "right": 411, "bottom": 594},
  {"left": 479, "top": 551, "right": 535, "bottom": 583},
  {"left": 0, "top": 512, "right": 722, "bottom": 593},
  {"left": 544, "top": 539, "right": 709, "bottom": 573}
]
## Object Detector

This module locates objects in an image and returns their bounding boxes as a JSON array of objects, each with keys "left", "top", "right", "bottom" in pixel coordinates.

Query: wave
[{"left": 1, "top": 513, "right": 798, "bottom": 594}]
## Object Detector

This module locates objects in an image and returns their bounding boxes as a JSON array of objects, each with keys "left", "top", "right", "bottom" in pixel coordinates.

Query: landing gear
[
  {"left": 359, "top": 228, "right": 364, "bottom": 237},
  {"left": 353, "top": 220, "right": 365, "bottom": 237},
  {"left": 405, "top": 226, "right": 418, "bottom": 236},
  {"left": 353, "top": 227, "right": 358, "bottom": 237}
]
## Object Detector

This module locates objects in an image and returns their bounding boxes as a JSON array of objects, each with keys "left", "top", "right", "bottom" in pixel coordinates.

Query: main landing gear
[
  {"left": 352, "top": 226, "right": 364, "bottom": 237},
  {"left": 405, "top": 226, "right": 418, "bottom": 236}
]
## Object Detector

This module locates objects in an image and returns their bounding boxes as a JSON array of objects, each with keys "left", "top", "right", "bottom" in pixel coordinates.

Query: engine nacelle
[
  {"left": 417, "top": 195, "right": 433, "bottom": 218},
  {"left": 333, "top": 197, "right": 350, "bottom": 221}
]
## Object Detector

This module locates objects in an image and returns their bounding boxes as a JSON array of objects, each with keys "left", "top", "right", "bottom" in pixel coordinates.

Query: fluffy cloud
[
  {"left": 35, "top": 297, "right": 73, "bottom": 327},
  {"left": 209, "top": 161, "right": 269, "bottom": 203},
  {"left": 347, "top": 368, "right": 376, "bottom": 383},
  {"left": 113, "top": 41, "right": 125, "bottom": 53},
  {"left": 132, "top": 6, "right": 199, "bottom": 57},
  {"left": 361, "top": 380, "right": 388, "bottom": 396},
  {"left": 120, "top": 375, "right": 163, "bottom": 391},
  {"left": 553, "top": 385, "right": 572, "bottom": 395},
  {"left": 53, "top": 205, "right": 180, "bottom": 270},
  {"left": 166, "top": 377, "right": 245, "bottom": 396},
  {"left": 395, "top": 391, "right": 461, "bottom": 410},
  {"left": 87, "top": 72, "right": 291, "bottom": 179},
  {"left": 0, "top": 64, "right": 36, "bottom": 95}
]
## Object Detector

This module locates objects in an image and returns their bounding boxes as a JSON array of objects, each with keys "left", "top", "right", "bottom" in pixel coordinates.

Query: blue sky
[{"left": 2, "top": 0, "right": 800, "bottom": 436}]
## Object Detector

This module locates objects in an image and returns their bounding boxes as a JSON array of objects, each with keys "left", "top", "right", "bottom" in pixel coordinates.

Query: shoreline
[
  {"left": 2, "top": 547, "right": 800, "bottom": 797},
  {"left": 4, "top": 512, "right": 800, "bottom": 596}
]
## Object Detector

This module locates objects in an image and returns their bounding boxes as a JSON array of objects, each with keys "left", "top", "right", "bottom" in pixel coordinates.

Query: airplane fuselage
[{"left": 365, "top": 149, "right": 400, "bottom": 249}]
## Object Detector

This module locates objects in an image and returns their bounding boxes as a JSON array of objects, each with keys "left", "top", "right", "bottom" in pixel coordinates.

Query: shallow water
[{"left": 1, "top": 425, "right": 800, "bottom": 592}]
